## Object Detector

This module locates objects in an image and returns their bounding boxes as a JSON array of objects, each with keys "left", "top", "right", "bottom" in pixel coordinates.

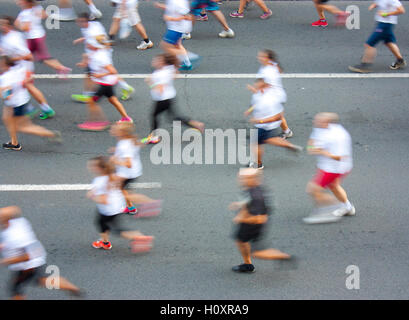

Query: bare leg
[
  {"left": 362, "top": 44, "right": 377, "bottom": 64},
  {"left": 211, "top": 11, "right": 230, "bottom": 31},
  {"left": 120, "top": 230, "right": 147, "bottom": 240},
  {"left": 236, "top": 241, "right": 252, "bottom": 264},
  {"left": 134, "top": 23, "right": 149, "bottom": 40},
  {"left": 385, "top": 42, "right": 403, "bottom": 60},
  {"left": 321, "top": 4, "right": 343, "bottom": 15},
  {"left": 59, "top": 0, "right": 72, "bottom": 8},
  {"left": 306, "top": 181, "right": 337, "bottom": 207},
  {"left": 108, "top": 96, "right": 129, "bottom": 118},
  {"left": 38, "top": 276, "right": 81, "bottom": 294},
  {"left": 252, "top": 248, "right": 290, "bottom": 260},
  {"left": 328, "top": 179, "right": 348, "bottom": 204},
  {"left": 253, "top": 0, "right": 269, "bottom": 13},
  {"left": 15, "top": 116, "right": 55, "bottom": 138},
  {"left": 256, "top": 143, "right": 264, "bottom": 166},
  {"left": 280, "top": 116, "right": 289, "bottom": 131},
  {"left": 109, "top": 18, "right": 120, "bottom": 37},
  {"left": 86, "top": 99, "right": 108, "bottom": 122},
  {"left": 127, "top": 193, "right": 156, "bottom": 204},
  {"left": 2, "top": 108, "right": 18, "bottom": 145},
  {"left": 43, "top": 58, "right": 69, "bottom": 72},
  {"left": 313, "top": 0, "right": 326, "bottom": 19},
  {"left": 25, "top": 83, "right": 48, "bottom": 105},
  {"left": 264, "top": 137, "right": 298, "bottom": 150}
]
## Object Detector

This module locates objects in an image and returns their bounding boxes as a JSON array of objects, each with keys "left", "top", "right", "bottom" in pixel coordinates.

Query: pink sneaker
[
  {"left": 196, "top": 14, "right": 208, "bottom": 21},
  {"left": 118, "top": 117, "right": 133, "bottom": 123},
  {"left": 230, "top": 11, "right": 244, "bottom": 18},
  {"left": 135, "top": 200, "right": 163, "bottom": 218},
  {"left": 57, "top": 67, "right": 72, "bottom": 80},
  {"left": 129, "top": 236, "right": 154, "bottom": 253},
  {"left": 335, "top": 11, "right": 350, "bottom": 26},
  {"left": 77, "top": 121, "right": 110, "bottom": 131},
  {"left": 260, "top": 9, "right": 272, "bottom": 20}
]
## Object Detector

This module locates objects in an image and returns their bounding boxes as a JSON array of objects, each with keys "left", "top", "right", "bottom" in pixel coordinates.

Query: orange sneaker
[{"left": 92, "top": 240, "right": 112, "bottom": 250}]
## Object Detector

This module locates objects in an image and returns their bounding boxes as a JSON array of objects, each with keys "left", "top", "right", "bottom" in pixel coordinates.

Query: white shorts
[{"left": 113, "top": 3, "right": 141, "bottom": 26}]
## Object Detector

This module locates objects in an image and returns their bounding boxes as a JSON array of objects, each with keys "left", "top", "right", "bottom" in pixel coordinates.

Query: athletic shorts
[
  {"left": 96, "top": 211, "right": 125, "bottom": 234},
  {"left": 27, "top": 36, "right": 51, "bottom": 61},
  {"left": 257, "top": 127, "right": 281, "bottom": 145},
  {"left": 163, "top": 29, "right": 183, "bottom": 45},
  {"left": 366, "top": 22, "right": 396, "bottom": 47},
  {"left": 191, "top": 0, "right": 219, "bottom": 15},
  {"left": 13, "top": 102, "right": 30, "bottom": 117},
  {"left": 235, "top": 223, "right": 264, "bottom": 243},
  {"left": 121, "top": 177, "right": 138, "bottom": 190},
  {"left": 9, "top": 264, "right": 46, "bottom": 297},
  {"left": 313, "top": 169, "right": 349, "bottom": 188},
  {"left": 317, "top": 0, "right": 329, "bottom": 3},
  {"left": 93, "top": 84, "right": 115, "bottom": 101},
  {"left": 113, "top": 3, "right": 141, "bottom": 26}
]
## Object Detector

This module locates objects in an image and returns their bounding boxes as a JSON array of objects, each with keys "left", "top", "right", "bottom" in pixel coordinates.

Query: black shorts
[
  {"left": 10, "top": 264, "right": 46, "bottom": 297},
  {"left": 235, "top": 223, "right": 264, "bottom": 243},
  {"left": 96, "top": 211, "right": 125, "bottom": 234},
  {"left": 257, "top": 127, "right": 281, "bottom": 145},
  {"left": 94, "top": 84, "right": 115, "bottom": 101},
  {"left": 317, "top": 0, "right": 329, "bottom": 3},
  {"left": 121, "top": 177, "right": 138, "bottom": 190},
  {"left": 13, "top": 102, "right": 30, "bottom": 117}
]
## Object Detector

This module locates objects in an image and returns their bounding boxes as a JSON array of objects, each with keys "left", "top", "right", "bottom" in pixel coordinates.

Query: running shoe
[
  {"left": 332, "top": 205, "right": 356, "bottom": 217},
  {"left": 280, "top": 129, "right": 293, "bottom": 139},
  {"left": 230, "top": 11, "right": 244, "bottom": 18},
  {"left": 311, "top": 19, "right": 328, "bottom": 27},
  {"left": 2, "top": 142, "right": 22, "bottom": 151},
  {"left": 135, "top": 200, "right": 163, "bottom": 218},
  {"left": 77, "top": 121, "right": 111, "bottom": 131},
  {"left": 92, "top": 240, "right": 112, "bottom": 250},
  {"left": 48, "top": 130, "right": 63, "bottom": 144},
  {"left": 390, "top": 59, "right": 407, "bottom": 70},
  {"left": 335, "top": 11, "right": 350, "bottom": 26},
  {"left": 303, "top": 212, "right": 341, "bottom": 224},
  {"left": 120, "top": 86, "right": 135, "bottom": 101},
  {"left": 90, "top": 9, "right": 103, "bottom": 21},
  {"left": 141, "top": 135, "right": 161, "bottom": 144},
  {"left": 39, "top": 109, "right": 56, "bottom": 120},
  {"left": 118, "top": 117, "right": 133, "bottom": 123},
  {"left": 348, "top": 63, "right": 372, "bottom": 73},
  {"left": 71, "top": 94, "right": 91, "bottom": 103},
  {"left": 129, "top": 235, "right": 154, "bottom": 253},
  {"left": 196, "top": 14, "right": 209, "bottom": 21},
  {"left": 218, "top": 28, "right": 235, "bottom": 38},
  {"left": 260, "top": 9, "right": 272, "bottom": 19},
  {"left": 232, "top": 264, "right": 255, "bottom": 273},
  {"left": 137, "top": 40, "right": 154, "bottom": 50},
  {"left": 248, "top": 162, "right": 264, "bottom": 169},
  {"left": 123, "top": 206, "right": 138, "bottom": 215},
  {"left": 179, "top": 63, "right": 193, "bottom": 71},
  {"left": 182, "top": 33, "right": 192, "bottom": 40}
]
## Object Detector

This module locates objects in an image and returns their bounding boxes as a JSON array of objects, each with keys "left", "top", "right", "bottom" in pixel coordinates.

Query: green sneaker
[
  {"left": 121, "top": 86, "right": 135, "bottom": 101},
  {"left": 39, "top": 109, "right": 56, "bottom": 120},
  {"left": 71, "top": 94, "right": 91, "bottom": 103}
]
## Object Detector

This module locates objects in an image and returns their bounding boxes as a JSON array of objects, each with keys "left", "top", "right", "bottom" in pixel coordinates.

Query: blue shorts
[
  {"left": 191, "top": 0, "right": 219, "bottom": 15},
  {"left": 13, "top": 102, "right": 29, "bottom": 117},
  {"left": 257, "top": 127, "right": 281, "bottom": 145},
  {"left": 163, "top": 29, "right": 183, "bottom": 45},
  {"left": 366, "top": 22, "right": 396, "bottom": 47}
]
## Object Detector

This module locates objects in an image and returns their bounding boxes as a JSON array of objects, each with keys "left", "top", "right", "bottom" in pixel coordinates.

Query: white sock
[
  {"left": 40, "top": 103, "right": 52, "bottom": 112},
  {"left": 344, "top": 200, "right": 352, "bottom": 210},
  {"left": 187, "top": 51, "right": 199, "bottom": 60},
  {"left": 284, "top": 128, "right": 291, "bottom": 134},
  {"left": 182, "top": 55, "right": 191, "bottom": 66},
  {"left": 118, "top": 80, "right": 131, "bottom": 91}
]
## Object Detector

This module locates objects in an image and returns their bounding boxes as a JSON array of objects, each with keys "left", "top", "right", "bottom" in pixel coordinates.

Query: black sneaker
[
  {"left": 348, "top": 63, "right": 372, "bottom": 73},
  {"left": 232, "top": 263, "right": 255, "bottom": 273},
  {"left": 390, "top": 59, "right": 406, "bottom": 70},
  {"left": 2, "top": 142, "right": 22, "bottom": 151}
]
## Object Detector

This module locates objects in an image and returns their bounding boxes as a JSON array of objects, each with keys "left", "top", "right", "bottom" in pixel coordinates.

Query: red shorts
[
  {"left": 27, "top": 36, "right": 51, "bottom": 61},
  {"left": 313, "top": 169, "right": 349, "bottom": 188}
]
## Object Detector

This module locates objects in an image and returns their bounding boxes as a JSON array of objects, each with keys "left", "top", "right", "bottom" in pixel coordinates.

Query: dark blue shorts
[
  {"left": 191, "top": 0, "right": 219, "bottom": 15},
  {"left": 257, "top": 127, "right": 281, "bottom": 145},
  {"left": 13, "top": 102, "right": 29, "bottom": 117},
  {"left": 366, "top": 22, "right": 396, "bottom": 47},
  {"left": 163, "top": 29, "right": 183, "bottom": 45}
]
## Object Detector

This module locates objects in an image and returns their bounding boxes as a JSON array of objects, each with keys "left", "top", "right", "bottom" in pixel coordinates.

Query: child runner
[
  {"left": 110, "top": 122, "right": 163, "bottom": 216},
  {"left": 15, "top": 0, "right": 72, "bottom": 77},
  {"left": 155, "top": 0, "right": 199, "bottom": 71},
  {"left": 310, "top": 0, "right": 350, "bottom": 27},
  {"left": 229, "top": 168, "right": 292, "bottom": 273},
  {"left": 72, "top": 12, "right": 134, "bottom": 103},
  {"left": 87, "top": 156, "right": 154, "bottom": 252},
  {"left": 348, "top": 0, "right": 406, "bottom": 73},
  {"left": 0, "top": 15, "right": 55, "bottom": 120},
  {"left": 0, "top": 56, "right": 62, "bottom": 151},
  {"left": 109, "top": 0, "right": 154, "bottom": 50},
  {"left": 256, "top": 49, "right": 293, "bottom": 139},
  {"left": 230, "top": 0, "right": 272, "bottom": 19},
  {"left": 142, "top": 53, "right": 204, "bottom": 144},
  {"left": 190, "top": 0, "right": 235, "bottom": 38},
  {"left": 77, "top": 35, "right": 133, "bottom": 131},
  {"left": 245, "top": 78, "right": 302, "bottom": 169},
  {"left": 0, "top": 206, "right": 82, "bottom": 300}
]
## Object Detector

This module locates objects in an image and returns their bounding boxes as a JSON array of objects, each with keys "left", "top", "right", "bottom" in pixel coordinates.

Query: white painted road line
[
  {"left": 0, "top": 183, "right": 162, "bottom": 191},
  {"left": 34, "top": 73, "right": 409, "bottom": 79}
]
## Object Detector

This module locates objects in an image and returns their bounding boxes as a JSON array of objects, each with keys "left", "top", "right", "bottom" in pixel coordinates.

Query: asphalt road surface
[{"left": 0, "top": 1, "right": 408, "bottom": 300}]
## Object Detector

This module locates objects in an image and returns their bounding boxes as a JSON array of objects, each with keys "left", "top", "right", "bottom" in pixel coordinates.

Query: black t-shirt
[{"left": 245, "top": 186, "right": 270, "bottom": 216}]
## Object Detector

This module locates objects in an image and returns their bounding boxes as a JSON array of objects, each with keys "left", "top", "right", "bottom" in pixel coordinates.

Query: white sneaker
[
  {"left": 218, "top": 28, "right": 235, "bottom": 38},
  {"left": 137, "top": 40, "right": 154, "bottom": 50},
  {"left": 281, "top": 129, "right": 293, "bottom": 139},
  {"left": 119, "top": 19, "right": 132, "bottom": 39},
  {"left": 303, "top": 212, "right": 342, "bottom": 224},
  {"left": 182, "top": 33, "right": 192, "bottom": 40},
  {"left": 332, "top": 204, "right": 355, "bottom": 217}
]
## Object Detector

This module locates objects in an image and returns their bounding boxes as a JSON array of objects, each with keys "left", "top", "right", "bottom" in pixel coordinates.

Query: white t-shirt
[
  {"left": 81, "top": 21, "right": 107, "bottom": 54},
  {"left": 257, "top": 63, "right": 287, "bottom": 103},
  {"left": 17, "top": 5, "right": 46, "bottom": 39},
  {"left": 88, "top": 49, "right": 118, "bottom": 85},
  {"left": 1, "top": 217, "right": 47, "bottom": 271},
  {"left": 150, "top": 65, "right": 177, "bottom": 101},
  {"left": 0, "top": 30, "right": 34, "bottom": 71},
  {"left": 0, "top": 64, "right": 31, "bottom": 108},
  {"left": 165, "top": 0, "right": 192, "bottom": 33},
  {"left": 92, "top": 175, "right": 126, "bottom": 216},
  {"left": 251, "top": 89, "right": 283, "bottom": 130},
  {"left": 375, "top": 0, "right": 402, "bottom": 24},
  {"left": 115, "top": 139, "right": 143, "bottom": 179},
  {"left": 310, "top": 124, "right": 353, "bottom": 174}
]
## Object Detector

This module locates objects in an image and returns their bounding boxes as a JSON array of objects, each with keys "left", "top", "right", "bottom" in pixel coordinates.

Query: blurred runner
[
  {"left": 52, "top": 0, "right": 102, "bottom": 21},
  {"left": 310, "top": 0, "right": 350, "bottom": 27},
  {"left": 303, "top": 112, "right": 355, "bottom": 224},
  {"left": 0, "top": 206, "right": 82, "bottom": 300}
]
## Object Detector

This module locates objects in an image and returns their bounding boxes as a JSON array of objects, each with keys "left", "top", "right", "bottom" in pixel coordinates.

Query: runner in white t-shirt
[
  {"left": 87, "top": 156, "right": 154, "bottom": 252},
  {"left": 256, "top": 49, "right": 294, "bottom": 139},
  {"left": 109, "top": 122, "right": 163, "bottom": 216},
  {"left": 245, "top": 78, "right": 302, "bottom": 169},
  {"left": 349, "top": 0, "right": 406, "bottom": 73},
  {"left": 0, "top": 206, "right": 81, "bottom": 299},
  {"left": 304, "top": 112, "right": 355, "bottom": 224},
  {"left": 0, "top": 56, "right": 62, "bottom": 151}
]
